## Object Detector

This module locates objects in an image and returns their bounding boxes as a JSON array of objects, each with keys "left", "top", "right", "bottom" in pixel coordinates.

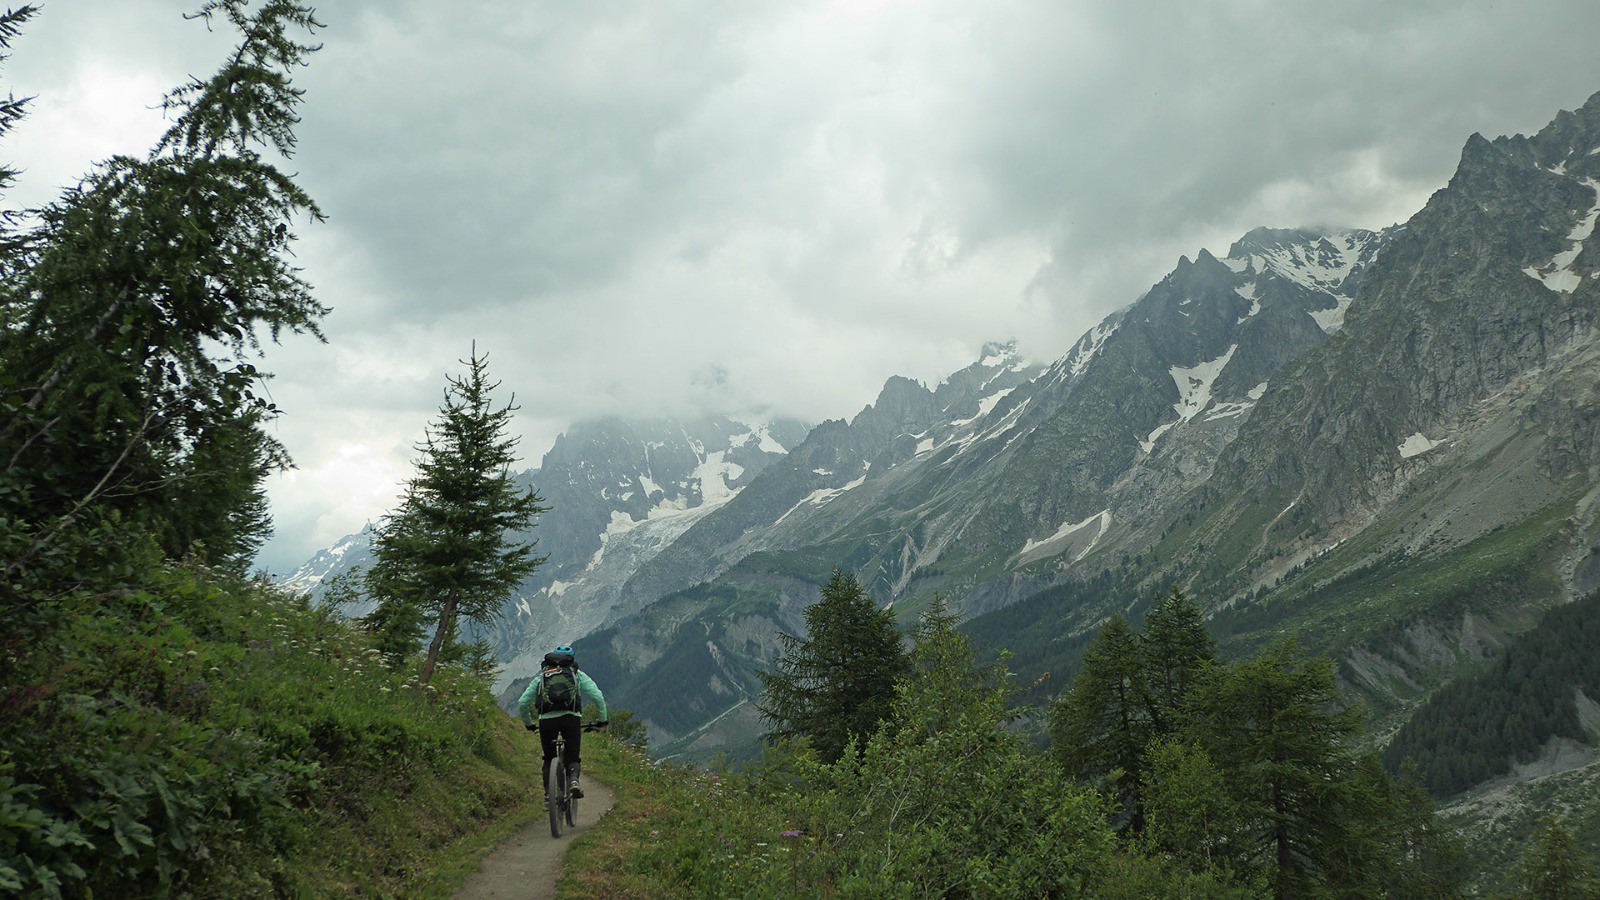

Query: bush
[{"left": 0, "top": 562, "right": 535, "bottom": 896}]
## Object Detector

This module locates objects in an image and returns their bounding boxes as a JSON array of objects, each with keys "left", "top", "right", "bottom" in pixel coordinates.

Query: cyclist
[{"left": 518, "top": 645, "right": 607, "bottom": 804}]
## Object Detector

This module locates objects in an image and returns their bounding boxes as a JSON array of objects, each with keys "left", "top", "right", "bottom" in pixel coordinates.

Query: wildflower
[{"left": 781, "top": 830, "right": 802, "bottom": 839}]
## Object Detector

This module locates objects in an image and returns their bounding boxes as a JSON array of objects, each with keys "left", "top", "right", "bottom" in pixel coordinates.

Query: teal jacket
[{"left": 518, "top": 668, "right": 607, "bottom": 725}]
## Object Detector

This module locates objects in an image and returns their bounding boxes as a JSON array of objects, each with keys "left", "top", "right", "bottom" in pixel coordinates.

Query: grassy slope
[{"left": 1, "top": 561, "right": 549, "bottom": 898}]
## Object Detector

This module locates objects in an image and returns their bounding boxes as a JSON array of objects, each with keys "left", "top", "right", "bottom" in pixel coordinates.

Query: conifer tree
[
  {"left": 1050, "top": 614, "right": 1152, "bottom": 827},
  {"left": 756, "top": 569, "right": 908, "bottom": 762},
  {"left": 1049, "top": 590, "right": 1214, "bottom": 829},
  {"left": 0, "top": 0, "right": 326, "bottom": 600},
  {"left": 365, "top": 348, "right": 547, "bottom": 685},
  {"left": 1518, "top": 816, "right": 1596, "bottom": 900},
  {"left": 1185, "top": 639, "right": 1370, "bottom": 899},
  {"left": 1139, "top": 587, "right": 1215, "bottom": 731}
]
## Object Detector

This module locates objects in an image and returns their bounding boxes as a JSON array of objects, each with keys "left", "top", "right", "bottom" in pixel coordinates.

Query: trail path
[{"left": 454, "top": 781, "right": 616, "bottom": 900}]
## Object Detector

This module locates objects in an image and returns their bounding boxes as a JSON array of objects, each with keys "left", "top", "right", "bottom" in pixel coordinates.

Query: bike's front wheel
[{"left": 547, "top": 759, "right": 566, "bottom": 838}]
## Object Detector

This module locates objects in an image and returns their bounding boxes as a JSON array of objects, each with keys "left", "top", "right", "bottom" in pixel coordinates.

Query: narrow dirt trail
[{"left": 453, "top": 781, "right": 616, "bottom": 899}]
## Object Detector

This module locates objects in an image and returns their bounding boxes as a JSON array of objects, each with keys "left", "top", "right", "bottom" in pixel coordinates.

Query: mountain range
[{"left": 282, "top": 89, "right": 1600, "bottom": 827}]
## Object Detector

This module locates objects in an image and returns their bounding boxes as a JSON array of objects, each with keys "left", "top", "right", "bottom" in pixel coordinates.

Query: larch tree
[
  {"left": 1049, "top": 614, "right": 1151, "bottom": 827},
  {"left": 1138, "top": 587, "right": 1215, "bottom": 732},
  {"left": 1517, "top": 816, "right": 1595, "bottom": 900},
  {"left": 364, "top": 348, "right": 547, "bottom": 686},
  {"left": 756, "top": 568, "right": 909, "bottom": 762},
  {"left": 1185, "top": 639, "right": 1371, "bottom": 899},
  {"left": 0, "top": 0, "right": 327, "bottom": 599}
]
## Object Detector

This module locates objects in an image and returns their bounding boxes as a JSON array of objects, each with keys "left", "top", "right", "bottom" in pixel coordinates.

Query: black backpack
[{"left": 535, "top": 651, "right": 581, "bottom": 713}]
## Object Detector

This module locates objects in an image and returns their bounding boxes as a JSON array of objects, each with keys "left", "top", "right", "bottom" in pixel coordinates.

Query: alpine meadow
[{"left": 7, "top": 1, "right": 1600, "bottom": 897}]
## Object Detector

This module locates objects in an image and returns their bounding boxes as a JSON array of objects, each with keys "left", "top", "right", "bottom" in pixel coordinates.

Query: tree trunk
[{"left": 419, "top": 590, "right": 458, "bottom": 685}]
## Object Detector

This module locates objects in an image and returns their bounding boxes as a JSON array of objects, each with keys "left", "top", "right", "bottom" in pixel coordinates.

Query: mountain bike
[{"left": 547, "top": 721, "right": 605, "bottom": 838}]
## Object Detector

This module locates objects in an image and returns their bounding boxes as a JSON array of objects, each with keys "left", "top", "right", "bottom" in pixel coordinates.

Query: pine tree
[
  {"left": 364, "top": 348, "right": 547, "bottom": 685},
  {"left": 0, "top": 0, "right": 326, "bottom": 601},
  {"left": 1049, "top": 614, "right": 1150, "bottom": 826},
  {"left": 756, "top": 569, "right": 908, "bottom": 762},
  {"left": 1138, "top": 587, "right": 1215, "bottom": 732},
  {"left": 1518, "top": 816, "right": 1596, "bottom": 900},
  {"left": 1185, "top": 639, "right": 1369, "bottom": 899}
]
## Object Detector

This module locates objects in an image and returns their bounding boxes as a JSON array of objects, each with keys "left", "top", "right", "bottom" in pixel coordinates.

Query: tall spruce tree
[
  {"left": 1517, "top": 816, "right": 1596, "bottom": 900},
  {"left": 1049, "top": 614, "right": 1150, "bottom": 826},
  {"left": 1185, "top": 639, "right": 1371, "bottom": 899},
  {"left": 1050, "top": 589, "right": 1214, "bottom": 830},
  {"left": 1139, "top": 588, "right": 1215, "bottom": 732},
  {"left": 364, "top": 348, "right": 547, "bottom": 685},
  {"left": 0, "top": 0, "right": 326, "bottom": 601},
  {"left": 756, "top": 569, "right": 909, "bottom": 762}
]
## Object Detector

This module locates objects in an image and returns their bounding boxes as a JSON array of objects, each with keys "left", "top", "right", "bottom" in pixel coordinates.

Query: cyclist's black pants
[{"left": 538, "top": 715, "right": 582, "bottom": 791}]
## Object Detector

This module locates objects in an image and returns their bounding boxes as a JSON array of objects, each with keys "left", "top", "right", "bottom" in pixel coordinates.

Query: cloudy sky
[{"left": 7, "top": 0, "right": 1600, "bottom": 573}]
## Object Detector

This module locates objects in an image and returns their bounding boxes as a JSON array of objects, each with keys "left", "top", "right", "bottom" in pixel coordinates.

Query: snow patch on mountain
[
  {"left": 1522, "top": 178, "right": 1600, "bottom": 294},
  {"left": 1068, "top": 317, "right": 1121, "bottom": 378},
  {"left": 1206, "top": 382, "right": 1269, "bottom": 422},
  {"left": 951, "top": 388, "right": 1015, "bottom": 428},
  {"left": 1245, "top": 231, "right": 1369, "bottom": 292},
  {"left": 775, "top": 471, "right": 870, "bottom": 525},
  {"left": 1399, "top": 432, "right": 1445, "bottom": 459},
  {"left": 1309, "top": 297, "right": 1354, "bottom": 334},
  {"left": 1015, "top": 510, "right": 1111, "bottom": 565},
  {"left": 586, "top": 450, "right": 749, "bottom": 571},
  {"left": 1142, "top": 346, "right": 1238, "bottom": 452}
]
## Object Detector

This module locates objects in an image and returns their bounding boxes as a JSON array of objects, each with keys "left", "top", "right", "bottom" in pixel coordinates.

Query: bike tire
[
  {"left": 548, "top": 757, "right": 566, "bottom": 839},
  {"left": 565, "top": 774, "right": 578, "bottom": 827}
]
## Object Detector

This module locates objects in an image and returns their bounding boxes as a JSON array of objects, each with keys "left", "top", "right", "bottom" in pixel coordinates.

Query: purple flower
[{"left": 780, "top": 830, "right": 802, "bottom": 839}]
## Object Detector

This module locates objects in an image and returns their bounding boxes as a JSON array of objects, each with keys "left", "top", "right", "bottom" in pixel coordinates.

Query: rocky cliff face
[{"left": 1191, "top": 92, "right": 1600, "bottom": 589}]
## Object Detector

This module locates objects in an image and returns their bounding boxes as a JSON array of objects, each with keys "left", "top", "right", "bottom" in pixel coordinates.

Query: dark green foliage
[
  {"left": 581, "top": 603, "right": 1254, "bottom": 897},
  {"left": 0, "top": 5, "right": 37, "bottom": 250},
  {"left": 1048, "top": 589, "right": 1214, "bottom": 830},
  {"left": 157, "top": 408, "right": 280, "bottom": 572},
  {"left": 0, "top": 562, "right": 521, "bottom": 897},
  {"left": 605, "top": 708, "right": 651, "bottom": 753},
  {"left": 1140, "top": 586, "right": 1217, "bottom": 728},
  {"left": 1183, "top": 641, "right": 1372, "bottom": 897},
  {"left": 365, "top": 348, "right": 547, "bottom": 685},
  {"left": 756, "top": 569, "right": 909, "bottom": 763},
  {"left": 1516, "top": 816, "right": 1599, "bottom": 899},
  {"left": 0, "top": 0, "right": 327, "bottom": 600},
  {"left": 1051, "top": 614, "right": 1151, "bottom": 819},
  {"left": 1052, "top": 598, "right": 1464, "bottom": 897},
  {"left": 1384, "top": 589, "right": 1600, "bottom": 797}
]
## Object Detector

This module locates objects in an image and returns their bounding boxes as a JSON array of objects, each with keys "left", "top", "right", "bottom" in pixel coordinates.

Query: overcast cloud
[{"left": 7, "top": 0, "right": 1600, "bottom": 573}]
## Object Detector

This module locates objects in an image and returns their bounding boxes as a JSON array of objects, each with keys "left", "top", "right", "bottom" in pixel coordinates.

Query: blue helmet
[{"left": 554, "top": 645, "right": 573, "bottom": 655}]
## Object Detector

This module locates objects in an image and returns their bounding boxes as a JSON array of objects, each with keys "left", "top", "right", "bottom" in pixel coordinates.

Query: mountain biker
[{"left": 518, "top": 645, "right": 607, "bottom": 805}]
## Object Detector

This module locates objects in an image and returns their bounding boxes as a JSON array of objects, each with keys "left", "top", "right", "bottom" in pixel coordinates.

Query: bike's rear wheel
[{"left": 547, "top": 758, "right": 566, "bottom": 838}]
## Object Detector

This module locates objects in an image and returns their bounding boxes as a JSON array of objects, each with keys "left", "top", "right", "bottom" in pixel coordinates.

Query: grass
[
  {"left": 1211, "top": 495, "right": 1573, "bottom": 659},
  {"left": 1, "top": 559, "right": 551, "bottom": 898},
  {"left": 1443, "top": 762, "right": 1600, "bottom": 894}
]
